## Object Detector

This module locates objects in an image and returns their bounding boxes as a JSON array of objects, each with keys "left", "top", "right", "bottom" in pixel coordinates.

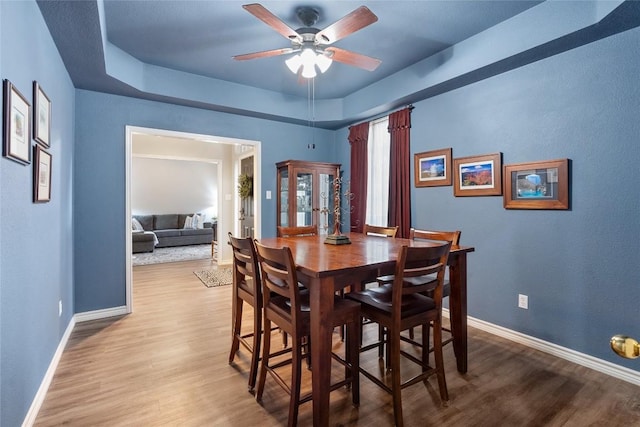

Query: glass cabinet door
[
  {"left": 279, "top": 169, "right": 289, "bottom": 227},
  {"left": 295, "top": 171, "right": 313, "bottom": 226}
]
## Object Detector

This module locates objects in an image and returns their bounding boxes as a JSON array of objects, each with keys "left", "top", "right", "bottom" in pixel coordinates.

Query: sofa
[{"left": 132, "top": 214, "right": 215, "bottom": 253}]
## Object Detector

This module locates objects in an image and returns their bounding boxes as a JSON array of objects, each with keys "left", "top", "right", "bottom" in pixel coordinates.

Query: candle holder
[{"left": 324, "top": 177, "right": 353, "bottom": 245}]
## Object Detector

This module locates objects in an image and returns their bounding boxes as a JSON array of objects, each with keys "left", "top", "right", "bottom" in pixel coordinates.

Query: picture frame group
[
  {"left": 2, "top": 79, "right": 53, "bottom": 203},
  {"left": 414, "top": 147, "right": 569, "bottom": 210}
]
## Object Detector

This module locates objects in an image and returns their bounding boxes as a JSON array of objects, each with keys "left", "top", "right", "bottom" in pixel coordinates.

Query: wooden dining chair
[
  {"left": 405, "top": 228, "right": 461, "bottom": 344},
  {"left": 254, "top": 241, "right": 361, "bottom": 427},
  {"left": 375, "top": 228, "right": 461, "bottom": 360},
  {"left": 346, "top": 242, "right": 452, "bottom": 427},
  {"left": 227, "top": 232, "right": 265, "bottom": 391},
  {"left": 357, "top": 224, "right": 399, "bottom": 347},
  {"left": 277, "top": 225, "right": 318, "bottom": 237}
]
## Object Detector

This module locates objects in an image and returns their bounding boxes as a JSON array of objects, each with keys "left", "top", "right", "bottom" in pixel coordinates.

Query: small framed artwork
[
  {"left": 414, "top": 148, "right": 452, "bottom": 187},
  {"left": 503, "top": 158, "right": 569, "bottom": 210},
  {"left": 33, "top": 81, "right": 51, "bottom": 148},
  {"left": 33, "top": 145, "right": 52, "bottom": 203},
  {"left": 2, "top": 79, "right": 31, "bottom": 165},
  {"left": 453, "top": 152, "right": 502, "bottom": 196}
]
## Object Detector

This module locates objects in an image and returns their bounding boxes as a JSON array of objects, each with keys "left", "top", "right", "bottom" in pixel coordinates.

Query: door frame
[{"left": 125, "top": 125, "right": 261, "bottom": 313}]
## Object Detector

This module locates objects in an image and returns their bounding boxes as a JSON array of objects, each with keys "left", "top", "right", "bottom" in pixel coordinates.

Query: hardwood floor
[{"left": 35, "top": 259, "right": 640, "bottom": 426}]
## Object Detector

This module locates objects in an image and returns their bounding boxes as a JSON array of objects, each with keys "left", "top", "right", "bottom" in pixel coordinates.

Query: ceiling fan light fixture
[
  {"left": 301, "top": 62, "right": 317, "bottom": 79},
  {"left": 286, "top": 48, "right": 331, "bottom": 78},
  {"left": 315, "top": 53, "right": 332, "bottom": 73},
  {"left": 300, "top": 48, "right": 316, "bottom": 67},
  {"left": 285, "top": 54, "right": 302, "bottom": 73}
]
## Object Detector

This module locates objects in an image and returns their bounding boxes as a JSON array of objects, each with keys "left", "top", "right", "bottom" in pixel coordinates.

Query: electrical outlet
[
  {"left": 59, "top": 300, "right": 63, "bottom": 317},
  {"left": 518, "top": 294, "right": 528, "bottom": 309}
]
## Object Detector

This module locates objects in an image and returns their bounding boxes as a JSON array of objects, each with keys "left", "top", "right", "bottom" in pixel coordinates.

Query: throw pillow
[
  {"left": 192, "top": 214, "right": 203, "bottom": 229},
  {"left": 132, "top": 217, "right": 144, "bottom": 231},
  {"left": 184, "top": 215, "right": 193, "bottom": 229}
]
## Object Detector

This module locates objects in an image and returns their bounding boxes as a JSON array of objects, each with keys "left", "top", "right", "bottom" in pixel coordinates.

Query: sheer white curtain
[{"left": 365, "top": 117, "right": 390, "bottom": 226}]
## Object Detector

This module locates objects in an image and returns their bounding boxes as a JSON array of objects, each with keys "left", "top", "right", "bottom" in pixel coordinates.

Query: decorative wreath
[{"left": 238, "top": 173, "right": 253, "bottom": 199}]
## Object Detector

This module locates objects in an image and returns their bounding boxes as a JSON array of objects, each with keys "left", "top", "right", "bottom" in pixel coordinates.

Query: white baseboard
[
  {"left": 22, "top": 306, "right": 130, "bottom": 426},
  {"left": 22, "top": 316, "right": 76, "bottom": 427},
  {"left": 74, "top": 305, "right": 129, "bottom": 323},
  {"left": 443, "top": 308, "right": 640, "bottom": 386}
]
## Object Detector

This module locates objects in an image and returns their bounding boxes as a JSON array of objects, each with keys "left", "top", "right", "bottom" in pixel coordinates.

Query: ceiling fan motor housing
[{"left": 296, "top": 6, "right": 320, "bottom": 27}]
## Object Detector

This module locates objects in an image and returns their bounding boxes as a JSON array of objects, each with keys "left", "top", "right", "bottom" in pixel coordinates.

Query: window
[{"left": 365, "top": 116, "right": 390, "bottom": 226}]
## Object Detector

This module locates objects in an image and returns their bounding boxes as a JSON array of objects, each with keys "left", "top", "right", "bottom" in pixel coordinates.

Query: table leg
[
  {"left": 309, "top": 276, "right": 334, "bottom": 427},
  {"left": 448, "top": 253, "right": 468, "bottom": 373}
]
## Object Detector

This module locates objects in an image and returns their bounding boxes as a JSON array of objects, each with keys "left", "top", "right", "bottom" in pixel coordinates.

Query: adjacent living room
[{"left": 130, "top": 134, "right": 221, "bottom": 266}]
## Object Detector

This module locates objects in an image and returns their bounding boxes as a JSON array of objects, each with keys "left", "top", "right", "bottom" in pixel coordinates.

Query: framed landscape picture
[
  {"left": 414, "top": 148, "right": 452, "bottom": 187},
  {"left": 453, "top": 152, "right": 502, "bottom": 196},
  {"left": 3, "top": 79, "right": 31, "bottom": 165},
  {"left": 33, "top": 81, "right": 51, "bottom": 148},
  {"left": 503, "top": 158, "right": 569, "bottom": 210},
  {"left": 33, "top": 145, "right": 52, "bottom": 203}
]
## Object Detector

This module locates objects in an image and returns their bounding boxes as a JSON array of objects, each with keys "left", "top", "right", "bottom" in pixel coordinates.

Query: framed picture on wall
[
  {"left": 33, "top": 144, "right": 52, "bottom": 203},
  {"left": 33, "top": 81, "right": 51, "bottom": 148},
  {"left": 2, "top": 79, "right": 31, "bottom": 165},
  {"left": 414, "top": 148, "right": 452, "bottom": 187},
  {"left": 453, "top": 152, "right": 502, "bottom": 196},
  {"left": 503, "top": 158, "right": 569, "bottom": 210}
]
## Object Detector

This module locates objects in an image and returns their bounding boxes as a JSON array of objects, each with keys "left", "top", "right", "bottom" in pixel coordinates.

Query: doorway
[{"left": 125, "top": 126, "right": 261, "bottom": 312}]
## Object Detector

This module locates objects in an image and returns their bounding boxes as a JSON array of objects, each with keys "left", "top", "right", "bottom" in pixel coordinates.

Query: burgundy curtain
[
  {"left": 348, "top": 122, "right": 369, "bottom": 233},
  {"left": 388, "top": 108, "right": 412, "bottom": 238}
]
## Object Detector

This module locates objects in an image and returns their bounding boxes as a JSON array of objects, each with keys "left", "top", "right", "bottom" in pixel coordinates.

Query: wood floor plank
[{"left": 34, "top": 259, "right": 640, "bottom": 426}]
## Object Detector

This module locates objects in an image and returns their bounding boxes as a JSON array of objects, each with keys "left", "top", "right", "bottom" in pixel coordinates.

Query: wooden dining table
[{"left": 258, "top": 232, "right": 475, "bottom": 426}]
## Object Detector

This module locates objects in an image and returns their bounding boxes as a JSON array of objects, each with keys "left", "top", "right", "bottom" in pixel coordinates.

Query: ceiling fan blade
[
  {"left": 243, "top": 3, "right": 302, "bottom": 43},
  {"left": 315, "top": 6, "right": 378, "bottom": 45},
  {"left": 233, "top": 47, "right": 296, "bottom": 61},
  {"left": 325, "top": 47, "right": 381, "bottom": 72}
]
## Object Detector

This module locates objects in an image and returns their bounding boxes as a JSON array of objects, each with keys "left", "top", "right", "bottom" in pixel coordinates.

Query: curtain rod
[{"left": 348, "top": 104, "right": 414, "bottom": 130}]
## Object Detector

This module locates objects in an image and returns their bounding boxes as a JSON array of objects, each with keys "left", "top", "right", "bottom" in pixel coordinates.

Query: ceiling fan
[{"left": 233, "top": 3, "right": 381, "bottom": 78}]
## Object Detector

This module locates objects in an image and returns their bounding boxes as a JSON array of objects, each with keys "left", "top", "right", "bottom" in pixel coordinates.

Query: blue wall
[
  {"left": 74, "top": 90, "right": 335, "bottom": 312},
  {"left": 0, "top": 1, "right": 75, "bottom": 425},
  {"left": 336, "top": 25, "right": 640, "bottom": 368}
]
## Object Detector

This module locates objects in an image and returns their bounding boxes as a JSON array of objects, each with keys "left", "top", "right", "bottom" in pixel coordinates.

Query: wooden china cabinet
[{"left": 276, "top": 160, "right": 341, "bottom": 236}]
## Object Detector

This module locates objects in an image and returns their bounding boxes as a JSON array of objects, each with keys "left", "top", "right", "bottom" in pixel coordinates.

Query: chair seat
[
  {"left": 274, "top": 293, "right": 362, "bottom": 329},
  {"left": 346, "top": 284, "right": 436, "bottom": 318},
  {"left": 377, "top": 274, "right": 451, "bottom": 296}
]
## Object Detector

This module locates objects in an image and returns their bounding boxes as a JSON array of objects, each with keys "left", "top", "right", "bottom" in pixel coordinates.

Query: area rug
[
  {"left": 194, "top": 268, "right": 233, "bottom": 288},
  {"left": 132, "top": 244, "right": 211, "bottom": 266}
]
